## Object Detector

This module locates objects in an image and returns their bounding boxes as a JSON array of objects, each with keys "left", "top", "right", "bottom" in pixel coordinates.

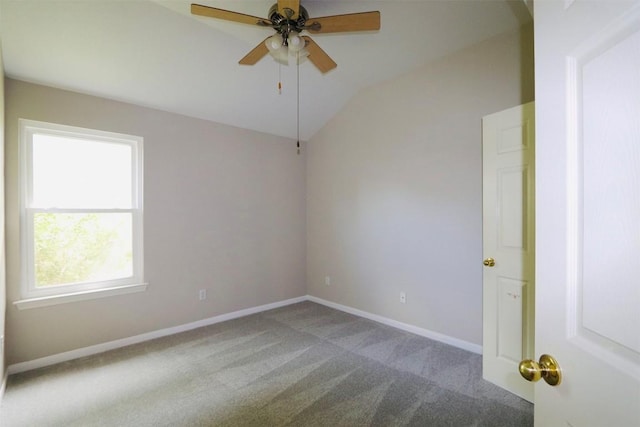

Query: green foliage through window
[{"left": 34, "top": 213, "right": 133, "bottom": 287}]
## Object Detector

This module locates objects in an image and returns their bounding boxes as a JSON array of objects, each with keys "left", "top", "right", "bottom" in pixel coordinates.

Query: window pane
[
  {"left": 33, "top": 213, "right": 133, "bottom": 287},
  {"left": 32, "top": 135, "right": 132, "bottom": 208}
]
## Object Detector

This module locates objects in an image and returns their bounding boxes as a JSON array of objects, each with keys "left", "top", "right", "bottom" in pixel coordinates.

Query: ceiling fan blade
[
  {"left": 302, "top": 36, "right": 337, "bottom": 74},
  {"left": 191, "top": 4, "right": 271, "bottom": 26},
  {"left": 239, "top": 38, "right": 270, "bottom": 65},
  {"left": 306, "top": 11, "right": 380, "bottom": 34},
  {"left": 278, "top": 0, "right": 300, "bottom": 19}
]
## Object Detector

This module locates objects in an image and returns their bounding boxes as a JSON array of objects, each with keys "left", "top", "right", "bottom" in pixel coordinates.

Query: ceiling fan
[{"left": 191, "top": 1, "right": 381, "bottom": 74}]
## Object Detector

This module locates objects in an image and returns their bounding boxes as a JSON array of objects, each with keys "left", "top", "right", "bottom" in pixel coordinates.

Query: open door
[
  {"left": 482, "top": 103, "right": 535, "bottom": 402},
  {"left": 533, "top": 1, "right": 640, "bottom": 425}
]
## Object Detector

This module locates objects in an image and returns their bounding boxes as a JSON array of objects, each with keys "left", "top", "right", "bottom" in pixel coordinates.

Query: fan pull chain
[{"left": 278, "top": 64, "right": 282, "bottom": 94}]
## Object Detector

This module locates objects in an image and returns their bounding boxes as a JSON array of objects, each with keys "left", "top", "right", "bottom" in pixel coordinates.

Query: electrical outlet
[
  {"left": 325, "top": 276, "right": 331, "bottom": 286},
  {"left": 199, "top": 289, "right": 207, "bottom": 301},
  {"left": 400, "top": 292, "right": 406, "bottom": 304}
]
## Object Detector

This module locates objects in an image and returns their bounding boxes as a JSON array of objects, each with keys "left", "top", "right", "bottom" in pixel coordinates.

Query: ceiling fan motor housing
[{"left": 268, "top": 3, "right": 309, "bottom": 43}]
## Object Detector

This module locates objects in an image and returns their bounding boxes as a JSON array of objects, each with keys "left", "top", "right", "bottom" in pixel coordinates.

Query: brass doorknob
[
  {"left": 483, "top": 257, "right": 495, "bottom": 267},
  {"left": 519, "top": 354, "right": 562, "bottom": 386}
]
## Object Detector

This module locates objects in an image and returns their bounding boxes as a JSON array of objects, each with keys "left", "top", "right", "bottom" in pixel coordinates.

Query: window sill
[{"left": 13, "top": 283, "right": 148, "bottom": 310}]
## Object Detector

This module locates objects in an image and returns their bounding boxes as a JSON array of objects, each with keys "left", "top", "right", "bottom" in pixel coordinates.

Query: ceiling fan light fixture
[
  {"left": 291, "top": 46, "right": 309, "bottom": 64},
  {"left": 287, "top": 33, "right": 304, "bottom": 52},
  {"left": 294, "top": 50, "right": 309, "bottom": 65},
  {"left": 273, "top": 46, "right": 289, "bottom": 65},
  {"left": 265, "top": 33, "right": 285, "bottom": 53}
]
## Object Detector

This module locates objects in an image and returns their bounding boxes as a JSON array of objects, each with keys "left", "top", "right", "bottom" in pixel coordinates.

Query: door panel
[
  {"left": 499, "top": 167, "right": 529, "bottom": 249},
  {"left": 497, "top": 277, "right": 527, "bottom": 362},
  {"left": 578, "top": 22, "right": 640, "bottom": 357},
  {"left": 534, "top": 1, "right": 640, "bottom": 425}
]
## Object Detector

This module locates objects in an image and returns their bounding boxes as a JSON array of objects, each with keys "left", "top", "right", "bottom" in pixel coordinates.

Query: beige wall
[
  {"left": 306, "top": 24, "right": 534, "bottom": 346},
  {"left": 1, "top": 43, "right": 6, "bottom": 382},
  {"left": 4, "top": 79, "right": 307, "bottom": 364}
]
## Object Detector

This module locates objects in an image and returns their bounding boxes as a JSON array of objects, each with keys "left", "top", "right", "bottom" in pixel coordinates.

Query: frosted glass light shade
[
  {"left": 273, "top": 47, "right": 289, "bottom": 65},
  {"left": 265, "top": 33, "right": 288, "bottom": 65},
  {"left": 288, "top": 33, "right": 304, "bottom": 52},
  {"left": 293, "top": 47, "right": 309, "bottom": 64},
  {"left": 265, "top": 34, "right": 284, "bottom": 53}
]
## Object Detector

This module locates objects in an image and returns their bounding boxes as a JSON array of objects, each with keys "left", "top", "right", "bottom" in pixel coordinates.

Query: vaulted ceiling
[{"left": 0, "top": 0, "right": 531, "bottom": 140}]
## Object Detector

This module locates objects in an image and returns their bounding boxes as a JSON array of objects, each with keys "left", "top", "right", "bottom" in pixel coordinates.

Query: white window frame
[{"left": 16, "top": 119, "right": 146, "bottom": 309}]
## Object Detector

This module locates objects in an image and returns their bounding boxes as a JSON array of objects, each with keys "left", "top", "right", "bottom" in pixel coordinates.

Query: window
[{"left": 18, "top": 119, "right": 144, "bottom": 308}]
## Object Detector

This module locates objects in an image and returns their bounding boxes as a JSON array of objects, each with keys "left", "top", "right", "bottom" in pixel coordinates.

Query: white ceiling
[{"left": 0, "top": 0, "right": 531, "bottom": 140}]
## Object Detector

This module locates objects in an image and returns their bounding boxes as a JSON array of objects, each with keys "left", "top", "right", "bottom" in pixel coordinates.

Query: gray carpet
[{"left": 0, "top": 301, "right": 532, "bottom": 426}]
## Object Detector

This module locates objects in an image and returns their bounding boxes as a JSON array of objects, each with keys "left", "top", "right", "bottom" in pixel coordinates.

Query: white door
[
  {"left": 534, "top": 1, "right": 640, "bottom": 425},
  {"left": 482, "top": 102, "right": 535, "bottom": 402}
]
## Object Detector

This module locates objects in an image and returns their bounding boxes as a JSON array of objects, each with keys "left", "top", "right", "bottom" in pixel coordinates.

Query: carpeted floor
[{"left": 0, "top": 301, "right": 533, "bottom": 426}]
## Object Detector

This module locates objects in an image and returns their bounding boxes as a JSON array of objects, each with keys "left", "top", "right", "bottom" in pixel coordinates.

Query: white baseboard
[
  {"left": 7, "top": 296, "right": 307, "bottom": 375},
  {"left": 7, "top": 294, "right": 481, "bottom": 375},
  {"left": 307, "top": 295, "right": 482, "bottom": 355}
]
